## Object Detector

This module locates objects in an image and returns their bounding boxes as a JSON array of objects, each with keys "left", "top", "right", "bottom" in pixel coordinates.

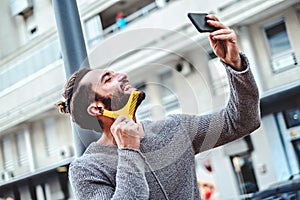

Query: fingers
[
  {"left": 206, "top": 14, "right": 219, "bottom": 22},
  {"left": 205, "top": 15, "right": 237, "bottom": 42},
  {"left": 209, "top": 29, "right": 236, "bottom": 41},
  {"left": 206, "top": 15, "right": 241, "bottom": 69},
  {"left": 206, "top": 14, "right": 229, "bottom": 31},
  {"left": 111, "top": 116, "right": 130, "bottom": 133},
  {"left": 112, "top": 115, "right": 127, "bottom": 127},
  {"left": 111, "top": 116, "right": 139, "bottom": 136},
  {"left": 110, "top": 115, "right": 142, "bottom": 149}
]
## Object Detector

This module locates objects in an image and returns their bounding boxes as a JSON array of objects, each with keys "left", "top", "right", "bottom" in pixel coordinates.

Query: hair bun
[{"left": 56, "top": 101, "right": 68, "bottom": 114}]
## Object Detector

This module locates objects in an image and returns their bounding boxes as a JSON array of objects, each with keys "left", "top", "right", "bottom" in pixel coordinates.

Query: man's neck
[
  {"left": 96, "top": 121, "right": 144, "bottom": 146},
  {"left": 96, "top": 120, "right": 116, "bottom": 146},
  {"left": 97, "top": 132, "right": 116, "bottom": 146}
]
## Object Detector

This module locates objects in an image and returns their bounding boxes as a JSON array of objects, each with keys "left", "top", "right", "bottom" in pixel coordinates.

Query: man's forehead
[{"left": 80, "top": 69, "right": 104, "bottom": 85}]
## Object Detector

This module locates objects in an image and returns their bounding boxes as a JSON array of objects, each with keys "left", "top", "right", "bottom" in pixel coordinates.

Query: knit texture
[{"left": 69, "top": 53, "right": 261, "bottom": 200}]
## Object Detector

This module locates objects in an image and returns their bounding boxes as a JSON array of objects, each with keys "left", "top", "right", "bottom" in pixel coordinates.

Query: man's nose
[{"left": 117, "top": 72, "right": 128, "bottom": 81}]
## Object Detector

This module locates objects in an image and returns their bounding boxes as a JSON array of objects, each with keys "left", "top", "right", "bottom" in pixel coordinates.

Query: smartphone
[{"left": 187, "top": 13, "right": 218, "bottom": 32}]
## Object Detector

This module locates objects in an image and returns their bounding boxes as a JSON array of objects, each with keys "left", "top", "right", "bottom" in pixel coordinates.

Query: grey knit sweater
[{"left": 69, "top": 54, "right": 261, "bottom": 200}]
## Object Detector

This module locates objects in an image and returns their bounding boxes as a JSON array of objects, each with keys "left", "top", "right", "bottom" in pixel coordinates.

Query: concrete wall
[
  {"left": 0, "top": 144, "right": 3, "bottom": 174},
  {"left": 276, "top": 112, "right": 300, "bottom": 175},
  {"left": 0, "top": 113, "right": 72, "bottom": 176},
  {"left": 31, "top": 119, "right": 47, "bottom": 169},
  {"left": 0, "top": 0, "right": 24, "bottom": 58},
  {"left": 31, "top": 114, "right": 73, "bottom": 169},
  {"left": 0, "top": 62, "right": 65, "bottom": 133},
  {"left": 0, "top": 0, "right": 57, "bottom": 59},
  {"left": 261, "top": 115, "right": 291, "bottom": 181},
  {"left": 250, "top": 6, "right": 300, "bottom": 91},
  {"left": 251, "top": 126, "right": 278, "bottom": 190},
  {"left": 210, "top": 147, "right": 241, "bottom": 199},
  {"left": 55, "top": 115, "right": 73, "bottom": 152},
  {"left": 33, "top": 0, "right": 56, "bottom": 34}
]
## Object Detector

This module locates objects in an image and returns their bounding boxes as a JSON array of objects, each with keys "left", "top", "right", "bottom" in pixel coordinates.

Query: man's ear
[{"left": 87, "top": 102, "right": 104, "bottom": 116}]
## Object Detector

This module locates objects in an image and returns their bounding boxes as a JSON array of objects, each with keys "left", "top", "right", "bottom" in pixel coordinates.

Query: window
[
  {"left": 159, "top": 70, "right": 180, "bottom": 115},
  {"left": 85, "top": 15, "right": 104, "bottom": 47},
  {"left": 43, "top": 117, "right": 58, "bottom": 157},
  {"left": 207, "top": 51, "right": 229, "bottom": 96},
  {"left": 264, "top": 20, "right": 297, "bottom": 72}
]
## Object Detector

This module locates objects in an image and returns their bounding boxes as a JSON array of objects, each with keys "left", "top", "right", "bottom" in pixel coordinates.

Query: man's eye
[{"left": 105, "top": 77, "right": 112, "bottom": 83}]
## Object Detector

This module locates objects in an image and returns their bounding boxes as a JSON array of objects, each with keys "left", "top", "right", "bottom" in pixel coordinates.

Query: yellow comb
[{"left": 99, "top": 90, "right": 141, "bottom": 119}]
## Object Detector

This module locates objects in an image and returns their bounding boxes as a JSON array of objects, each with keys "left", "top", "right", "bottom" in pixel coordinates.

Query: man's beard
[
  {"left": 110, "top": 90, "right": 146, "bottom": 112},
  {"left": 111, "top": 90, "right": 130, "bottom": 111}
]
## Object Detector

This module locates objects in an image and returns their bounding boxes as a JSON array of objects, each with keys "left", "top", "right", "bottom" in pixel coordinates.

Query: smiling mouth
[
  {"left": 123, "top": 84, "right": 132, "bottom": 91},
  {"left": 121, "top": 80, "right": 132, "bottom": 91}
]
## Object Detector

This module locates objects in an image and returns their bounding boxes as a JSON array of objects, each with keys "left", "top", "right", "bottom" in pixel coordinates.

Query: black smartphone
[{"left": 187, "top": 13, "right": 218, "bottom": 32}]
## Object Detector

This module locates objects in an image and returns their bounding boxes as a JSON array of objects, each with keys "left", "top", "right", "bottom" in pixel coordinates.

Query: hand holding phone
[{"left": 187, "top": 13, "right": 218, "bottom": 33}]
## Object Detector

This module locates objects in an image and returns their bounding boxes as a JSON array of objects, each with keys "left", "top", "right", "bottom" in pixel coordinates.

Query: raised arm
[
  {"left": 175, "top": 15, "right": 261, "bottom": 153},
  {"left": 184, "top": 53, "right": 261, "bottom": 154}
]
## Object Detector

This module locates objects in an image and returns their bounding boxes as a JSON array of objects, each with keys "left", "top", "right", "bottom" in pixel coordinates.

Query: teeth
[{"left": 124, "top": 85, "right": 131, "bottom": 91}]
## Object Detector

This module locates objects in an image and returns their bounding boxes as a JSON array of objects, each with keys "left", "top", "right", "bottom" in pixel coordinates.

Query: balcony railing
[
  {"left": 87, "top": 2, "right": 159, "bottom": 47},
  {"left": 271, "top": 50, "right": 298, "bottom": 73},
  {"left": 0, "top": 38, "right": 61, "bottom": 94}
]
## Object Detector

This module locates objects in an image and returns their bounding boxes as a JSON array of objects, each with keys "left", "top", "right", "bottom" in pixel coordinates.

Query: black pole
[
  {"left": 52, "top": 0, "right": 100, "bottom": 156},
  {"left": 52, "top": 0, "right": 88, "bottom": 76}
]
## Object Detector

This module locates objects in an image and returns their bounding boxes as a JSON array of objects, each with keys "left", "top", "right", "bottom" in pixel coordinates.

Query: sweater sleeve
[
  {"left": 174, "top": 53, "right": 261, "bottom": 154},
  {"left": 69, "top": 149, "right": 149, "bottom": 200},
  {"left": 113, "top": 149, "right": 149, "bottom": 199}
]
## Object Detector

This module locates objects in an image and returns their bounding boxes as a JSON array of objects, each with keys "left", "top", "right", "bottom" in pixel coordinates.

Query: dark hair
[{"left": 56, "top": 68, "right": 110, "bottom": 132}]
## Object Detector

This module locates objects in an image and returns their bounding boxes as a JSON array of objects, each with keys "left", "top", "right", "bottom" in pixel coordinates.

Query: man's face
[{"left": 80, "top": 69, "right": 140, "bottom": 111}]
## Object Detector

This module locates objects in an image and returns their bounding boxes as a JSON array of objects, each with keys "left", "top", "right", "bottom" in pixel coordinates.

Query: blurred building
[{"left": 0, "top": 0, "right": 300, "bottom": 199}]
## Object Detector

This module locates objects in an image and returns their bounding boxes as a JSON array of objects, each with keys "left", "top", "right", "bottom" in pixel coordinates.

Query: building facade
[{"left": 0, "top": 0, "right": 300, "bottom": 199}]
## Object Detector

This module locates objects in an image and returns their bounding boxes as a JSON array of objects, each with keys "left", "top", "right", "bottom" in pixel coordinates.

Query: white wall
[
  {"left": 0, "top": 0, "right": 24, "bottom": 58},
  {"left": 276, "top": 112, "right": 300, "bottom": 175},
  {"left": 260, "top": 115, "right": 291, "bottom": 181},
  {"left": 33, "top": 0, "right": 56, "bottom": 34},
  {"left": 210, "top": 147, "right": 240, "bottom": 200},
  {"left": 0, "top": 62, "right": 65, "bottom": 133},
  {"left": 250, "top": 6, "right": 300, "bottom": 92},
  {"left": 251, "top": 126, "right": 278, "bottom": 190},
  {"left": 31, "top": 114, "right": 73, "bottom": 169}
]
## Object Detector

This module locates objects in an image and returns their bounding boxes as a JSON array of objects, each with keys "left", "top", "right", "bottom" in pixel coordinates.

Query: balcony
[
  {"left": 85, "top": 0, "right": 291, "bottom": 71},
  {"left": 0, "top": 30, "right": 65, "bottom": 133},
  {"left": 84, "top": 0, "right": 161, "bottom": 47},
  {"left": 271, "top": 50, "right": 298, "bottom": 73},
  {"left": 86, "top": 0, "right": 220, "bottom": 69}
]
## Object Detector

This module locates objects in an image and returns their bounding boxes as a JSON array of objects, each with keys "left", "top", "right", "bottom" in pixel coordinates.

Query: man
[{"left": 57, "top": 15, "right": 260, "bottom": 199}]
